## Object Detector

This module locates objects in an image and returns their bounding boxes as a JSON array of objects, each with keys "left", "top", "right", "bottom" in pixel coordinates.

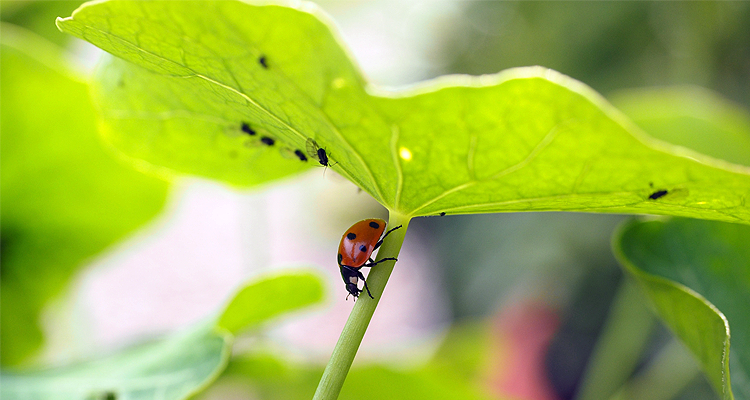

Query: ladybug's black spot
[
  {"left": 259, "top": 56, "right": 268, "bottom": 69},
  {"left": 347, "top": 232, "right": 357, "bottom": 240},
  {"left": 649, "top": 190, "right": 668, "bottom": 200},
  {"left": 359, "top": 245, "right": 367, "bottom": 252},
  {"left": 241, "top": 122, "right": 255, "bottom": 135},
  {"left": 294, "top": 150, "right": 308, "bottom": 161},
  {"left": 260, "top": 136, "right": 275, "bottom": 146},
  {"left": 368, "top": 221, "right": 380, "bottom": 229}
]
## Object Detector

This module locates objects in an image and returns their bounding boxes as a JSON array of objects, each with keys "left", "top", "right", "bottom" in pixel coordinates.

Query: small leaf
[
  {"left": 614, "top": 218, "right": 750, "bottom": 400},
  {"left": 0, "top": 324, "right": 231, "bottom": 400},
  {"left": 58, "top": 1, "right": 750, "bottom": 223},
  {"left": 0, "top": 25, "right": 169, "bottom": 366},
  {"left": 217, "top": 270, "right": 325, "bottom": 334}
]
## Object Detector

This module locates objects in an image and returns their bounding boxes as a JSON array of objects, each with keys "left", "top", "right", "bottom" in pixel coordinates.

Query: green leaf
[
  {"left": 614, "top": 218, "right": 750, "bottom": 400},
  {"left": 610, "top": 86, "right": 750, "bottom": 167},
  {"left": 217, "top": 270, "right": 325, "bottom": 334},
  {"left": 0, "top": 323, "right": 232, "bottom": 400},
  {"left": 0, "top": 24, "right": 169, "bottom": 366},
  {"left": 58, "top": 1, "right": 750, "bottom": 223},
  {"left": 1, "top": 270, "right": 326, "bottom": 400}
]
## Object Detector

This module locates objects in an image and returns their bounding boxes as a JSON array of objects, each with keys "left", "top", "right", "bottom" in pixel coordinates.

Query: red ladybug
[{"left": 337, "top": 219, "right": 402, "bottom": 300}]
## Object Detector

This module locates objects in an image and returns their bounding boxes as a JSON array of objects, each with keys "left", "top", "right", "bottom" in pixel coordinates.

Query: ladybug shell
[{"left": 338, "top": 218, "right": 387, "bottom": 268}]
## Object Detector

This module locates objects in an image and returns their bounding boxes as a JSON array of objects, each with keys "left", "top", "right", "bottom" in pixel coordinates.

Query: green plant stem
[
  {"left": 576, "top": 277, "right": 656, "bottom": 400},
  {"left": 313, "top": 212, "right": 412, "bottom": 400}
]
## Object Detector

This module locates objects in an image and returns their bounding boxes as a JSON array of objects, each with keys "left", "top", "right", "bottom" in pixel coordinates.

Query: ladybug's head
[{"left": 345, "top": 283, "right": 361, "bottom": 300}]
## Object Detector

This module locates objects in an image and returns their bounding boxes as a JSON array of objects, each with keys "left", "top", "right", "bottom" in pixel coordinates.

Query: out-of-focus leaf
[
  {"left": 216, "top": 270, "right": 325, "bottom": 334},
  {"left": 0, "top": 1, "right": 82, "bottom": 46},
  {"left": 0, "top": 270, "right": 326, "bottom": 400},
  {"left": 615, "top": 218, "right": 750, "bottom": 400},
  {"left": 58, "top": 1, "right": 750, "bottom": 222},
  {"left": 0, "top": 25, "right": 169, "bottom": 366},
  {"left": 611, "top": 86, "right": 750, "bottom": 167},
  {"left": 0, "top": 324, "right": 231, "bottom": 400}
]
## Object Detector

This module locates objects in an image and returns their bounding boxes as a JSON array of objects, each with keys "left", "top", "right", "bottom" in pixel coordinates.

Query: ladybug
[{"left": 338, "top": 219, "right": 402, "bottom": 300}]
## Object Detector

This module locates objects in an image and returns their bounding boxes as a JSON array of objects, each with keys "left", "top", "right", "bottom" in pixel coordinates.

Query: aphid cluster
[{"left": 236, "top": 122, "right": 335, "bottom": 166}]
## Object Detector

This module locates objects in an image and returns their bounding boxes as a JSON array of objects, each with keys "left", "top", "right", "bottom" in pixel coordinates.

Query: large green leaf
[
  {"left": 614, "top": 218, "right": 750, "bottom": 400},
  {"left": 0, "top": 271, "right": 326, "bottom": 400},
  {"left": 57, "top": 0, "right": 750, "bottom": 223},
  {"left": 0, "top": 24, "right": 169, "bottom": 366}
]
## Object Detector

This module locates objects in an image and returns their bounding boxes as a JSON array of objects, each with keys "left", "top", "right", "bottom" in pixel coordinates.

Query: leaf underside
[{"left": 57, "top": 0, "right": 750, "bottom": 223}]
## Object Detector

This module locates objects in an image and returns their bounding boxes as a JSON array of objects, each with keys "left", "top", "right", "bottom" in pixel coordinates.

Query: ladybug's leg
[
  {"left": 353, "top": 269, "right": 374, "bottom": 299},
  {"left": 373, "top": 225, "right": 403, "bottom": 251},
  {"left": 341, "top": 265, "right": 374, "bottom": 299},
  {"left": 362, "top": 257, "right": 398, "bottom": 268},
  {"left": 360, "top": 275, "right": 374, "bottom": 299}
]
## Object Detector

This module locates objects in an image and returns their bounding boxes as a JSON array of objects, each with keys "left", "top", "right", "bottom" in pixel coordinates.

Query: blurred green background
[{"left": 2, "top": 1, "right": 749, "bottom": 400}]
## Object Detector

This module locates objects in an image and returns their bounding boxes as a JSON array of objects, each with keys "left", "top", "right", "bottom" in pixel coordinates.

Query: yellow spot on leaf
[
  {"left": 399, "top": 147, "right": 412, "bottom": 161},
  {"left": 332, "top": 77, "right": 346, "bottom": 89}
]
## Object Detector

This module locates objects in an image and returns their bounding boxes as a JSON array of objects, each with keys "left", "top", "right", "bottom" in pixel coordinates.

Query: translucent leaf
[
  {"left": 57, "top": 1, "right": 750, "bottom": 222},
  {"left": 615, "top": 218, "right": 750, "bottom": 400}
]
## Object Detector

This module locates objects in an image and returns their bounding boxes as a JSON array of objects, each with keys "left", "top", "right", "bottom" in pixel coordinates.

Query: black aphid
[
  {"left": 649, "top": 190, "right": 668, "bottom": 200},
  {"left": 306, "top": 138, "right": 334, "bottom": 167},
  {"left": 294, "top": 149, "right": 308, "bottom": 161},
  {"left": 241, "top": 122, "right": 256, "bottom": 136},
  {"left": 260, "top": 136, "right": 275, "bottom": 146},
  {"left": 259, "top": 56, "right": 268, "bottom": 69}
]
